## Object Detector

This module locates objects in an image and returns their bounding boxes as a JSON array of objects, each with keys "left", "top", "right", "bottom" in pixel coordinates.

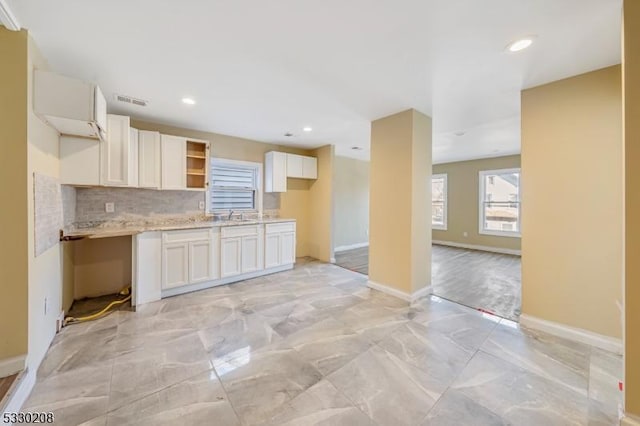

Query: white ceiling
[{"left": 9, "top": 0, "right": 621, "bottom": 163}]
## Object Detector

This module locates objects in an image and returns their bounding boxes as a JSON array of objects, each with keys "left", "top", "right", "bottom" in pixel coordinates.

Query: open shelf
[{"left": 186, "top": 141, "right": 208, "bottom": 189}]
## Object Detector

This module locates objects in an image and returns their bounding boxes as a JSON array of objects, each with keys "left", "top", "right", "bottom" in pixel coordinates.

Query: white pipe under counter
[{"left": 132, "top": 219, "right": 296, "bottom": 306}]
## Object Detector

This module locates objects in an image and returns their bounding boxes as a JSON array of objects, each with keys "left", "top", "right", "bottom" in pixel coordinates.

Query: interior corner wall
[
  {"left": 521, "top": 65, "right": 623, "bottom": 339},
  {"left": 26, "top": 34, "right": 64, "bottom": 372},
  {"left": 432, "top": 155, "right": 521, "bottom": 251},
  {"left": 333, "top": 156, "right": 369, "bottom": 249},
  {"left": 308, "top": 145, "right": 335, "bottom": 262},
  {"left": 0, "top": 28, "right": 29, "bottom": 363},
  {"left": 623, "top": 0, "right": 640, "bottom": 417}
]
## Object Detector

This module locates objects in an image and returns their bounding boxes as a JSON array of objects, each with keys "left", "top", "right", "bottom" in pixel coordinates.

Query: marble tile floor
[{"left": 22, "top": 259, "right": 621, "bottom": 425}]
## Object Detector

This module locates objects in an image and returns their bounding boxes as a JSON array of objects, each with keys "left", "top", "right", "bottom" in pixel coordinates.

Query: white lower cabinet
[
  {"left": 220, "top": 225, "right": 264, "bottom": 277},
  {"left": 264, "top": 222, "right": 297, "bottom": 268},
  {"left": 162, "top": 229, "right": 215, "bottom": 289},
  {"left": 221, "top": 237, "right": 242, "bottom": 278}
]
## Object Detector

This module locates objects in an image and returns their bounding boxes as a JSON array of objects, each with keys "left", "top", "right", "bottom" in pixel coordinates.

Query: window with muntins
[
  {"left": 432, "top": 174, "right": 447, "bottom": 230},
  {"left": 210, "top": 159, "right": 259, "bottom": 211},
  {"left": 479, "top": 168, "right": 521, "bottom": 237}
]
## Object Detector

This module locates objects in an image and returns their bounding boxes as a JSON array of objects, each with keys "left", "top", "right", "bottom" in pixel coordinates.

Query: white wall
[
  {"left": 333, "top": 155, "right": 369, "bottom": 250},
  {"left": 26, "top": 36, "right": 62, "bottom": 378}
]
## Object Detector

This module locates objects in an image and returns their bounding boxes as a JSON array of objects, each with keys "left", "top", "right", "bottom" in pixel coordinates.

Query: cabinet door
[
  {"left": 129, "top": 128, "right": 139, "bottom": 187},
  {"left": 286, "top": 154, "right": 304, "bottom": 178},
  {"left": 189, "top": 240, "right": 213, "bottom": 284},
  {"left": 139, "top": 131, "right": 161, "bottom": 188},
  {"left": 280, "top": 232, "right": 296, "bottom": 265},
  {"left": 265, "top": 151, "right": 287, "bottom": 192},
  {"left": 162, "top": 242, "right": 189, "bottom": 289},
  {"left": 161, "top": 135, "right": 187, "bottom": 190},
  {"left": 302, "top": 156, "right": 318, "bottom": 179},
  {"left": 60, "top": 136, "right": 101, "bottom": 185},
  {"left": 264, "top": 233, "right": 280, "bottom": 268},
  {"left": 241, "top": 235, "right": 260, "bottom": 273},
  {"left": 221, "top": 237, "right": 242, "bottom": 278},
  {"left": 101, "top": 114, "right": 130, "bottom": 186}
]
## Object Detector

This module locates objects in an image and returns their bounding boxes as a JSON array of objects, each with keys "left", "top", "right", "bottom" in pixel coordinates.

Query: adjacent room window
[
  {"left": 432, "top": 174, "right": 447, "bottom": 230},
  {"left": 479, "top": 168, "right": 521, "bottom": 237},
  {"left": 209, "top": 159, "right": 261, "bottom": 212}
]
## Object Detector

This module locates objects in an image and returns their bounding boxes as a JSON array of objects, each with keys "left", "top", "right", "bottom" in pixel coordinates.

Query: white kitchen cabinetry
[
  {"left": 101, "top": 114, "right": 131, "bottom": 186},
  {"left": 138, "top": 130, "right": 161, "bottom": 189},
  {"left": 60, "top": 136, "right": 101, "bottom": 186},
  {"left": 220, "top": 225, "right": 264, "bottom": 277},
  {"left": 161, "top": 229, "right": 215, "bottom": 290},
  {"left": 264, "top": 222, "right": 296, "bottom": 268},
  {"left": 161, "top": 135, "right": 187, "bottom": 190},
  {"left": 129, "top": 128, "right": 139, "bottom": 187},
  {"left": 265, "top": 151, "right": 287, "bottom": 192},
  {"left": 287, "top": 154, "right": 317, "bottom": 179}
]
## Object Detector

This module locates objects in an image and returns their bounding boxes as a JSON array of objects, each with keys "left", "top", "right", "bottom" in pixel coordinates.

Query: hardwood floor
[
  {"left": 334, "top": 246, "right": 369, "bottom": 275},
  {"left": 0, "top": 373, "right": 18, "bottom": 405},
  {"left": 333, "top": 244, "right": 522, "bottom": 320}
]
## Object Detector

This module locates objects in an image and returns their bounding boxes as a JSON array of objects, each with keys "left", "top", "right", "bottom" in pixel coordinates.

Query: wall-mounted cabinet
[
  {"left": 265, "top": 151, "right": 317, "bottom": 192},
  {"left": 60, "top": 136, "right": 101, "bottom": 186},
  {"left": 101, "top": 114, "right": 130, "bottom": 186},
  {"left": 138, "top": 130, "right": 161, "bottom": 189},
  {"left": 186, "top": 140, "right": 208, "bottom": 190},
  {"left": 160, "top": 135, "right": 187, "bottom": 190},
  {"left": 287, "top": 154, "right": 317, "bottom": 179}
]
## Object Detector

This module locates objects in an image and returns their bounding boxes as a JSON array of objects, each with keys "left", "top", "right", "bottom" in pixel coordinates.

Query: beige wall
[
  {"left": 370, "top": 109, "right": 431, "bottom": 295},
  {"left": 73, "top": 237, "right": 132, "bottom": 299},
  {"left": 432, "top": 155, "right": 521, "bottom": 251},
  {"left": 0, "top": 28, "right": 29, "bottom": 362},
  {"left": 308, "top": 145, "right": 335, "bottom": 262},
  {"left": 333, "top": 156, "right": 369, "bottom": 249},
  {"left": 624, "top": 0, "right": 640, "bottom": 417},
  {"left": 521, "top": 65, "right": 623, "bottom": 339},
  {"left": 131, "top": 119, "right": 318, "bottom": 257}
]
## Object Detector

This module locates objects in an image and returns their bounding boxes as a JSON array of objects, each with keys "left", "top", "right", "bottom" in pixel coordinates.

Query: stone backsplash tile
[{"left": 75, "top": 187, "right": 205, "bottom": 222}]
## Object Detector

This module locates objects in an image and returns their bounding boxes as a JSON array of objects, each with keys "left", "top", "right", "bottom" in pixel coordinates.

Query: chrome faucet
[{"left": 228, "top": 210, "right": 234, "bottom": 220}]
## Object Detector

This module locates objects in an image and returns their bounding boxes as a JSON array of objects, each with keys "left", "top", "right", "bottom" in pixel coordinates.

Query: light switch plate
[{"left": 105, "top": 202, "right": 115, "bottom": 213}]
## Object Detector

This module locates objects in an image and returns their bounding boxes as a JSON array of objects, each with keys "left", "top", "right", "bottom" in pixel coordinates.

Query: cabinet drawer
[
  {"left": 265, "top": 222, "right": 296, "bottom": 234},
  {"left": 221, "top": 225, "right": 260, "bottom": 238},
  {"left": 162, "top": 229, "right": 211, "bottom": 243}
]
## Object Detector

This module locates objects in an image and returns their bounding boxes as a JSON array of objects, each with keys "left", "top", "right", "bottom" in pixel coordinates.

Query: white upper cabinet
[
  {"left": 286, "top": 154, "right": 304, "bottom": 178},
  {"left": 161, "top": 135, "right": 187, "bottom": 190},
  {"left": 34, "top": 70, "right": 107, "bottom": 141},
  {"left": 101, "top": 114, "right": 130, "bottom": 186},
  {"left": 129, "top": 128, "right": 139, "bottom": 187},
  {"left": 302, "top": 156, "right": 318, "bottom": 179},
  {"left": 138, "top": 130, "right": 161, "bottom": 189},
  {"left": 265, "top": 151, "right": 287, "bottom": 193},
  {"left": 60, "top": 136, "right": 101, "bottom": 186}
]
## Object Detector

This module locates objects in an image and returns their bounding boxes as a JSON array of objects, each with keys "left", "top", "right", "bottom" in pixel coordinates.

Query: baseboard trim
[
  {"left": 2, "top": 367, "right": 35, "bottom": 416},
  {"left": 0, "top": 355, "right": 25, "bottom": 378},
  {"left": 432, "top": 240, "right": 521, "bottom": 256},
  {"left": 334, "top": 242, "right": 369, "bottom": 253},
  {"left": 622, "top": 414, "right": 640, "bottom": 426},
  {"left": 367, "top": 280, "right": 432, "bottom": 303},
  {"left": 520, "top": 314, "right": 623, "bottom": 355}
]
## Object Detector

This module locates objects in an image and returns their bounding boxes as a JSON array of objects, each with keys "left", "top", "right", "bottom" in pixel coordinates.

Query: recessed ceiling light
[
  {"left": 182, "top": 97, "right": 196, "bottom": 105},
  {"left": 506, "top": 37, "right": 535, "bottom": 53},
  {"left": 303, "top": 126, "right": 313, "bottom": 132}
]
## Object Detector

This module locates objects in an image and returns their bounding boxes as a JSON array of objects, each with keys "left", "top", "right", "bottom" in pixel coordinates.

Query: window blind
[{"left": 210, "top": 163, "right": 257, "bottom": 210}]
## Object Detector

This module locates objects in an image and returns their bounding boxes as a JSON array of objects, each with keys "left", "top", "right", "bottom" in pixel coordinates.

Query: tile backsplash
[
  {"left": 75, "top": 187, "right": 205, "bottom": 222},
  {"left": 72, "top": 187, "right": 281, "bottom": 223}
]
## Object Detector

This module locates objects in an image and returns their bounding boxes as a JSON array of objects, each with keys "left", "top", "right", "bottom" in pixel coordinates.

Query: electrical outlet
[
  {"left": 199, "top": 201, "right": 205, "bottom": 210},
  {"left": 463, "top": 232, "right": 468, "bottom": 237},
  {"left": 105, "top": 202, "right": 115, "bottom": 213}
]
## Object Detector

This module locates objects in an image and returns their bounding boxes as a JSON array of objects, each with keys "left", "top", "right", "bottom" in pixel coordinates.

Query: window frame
[
  {"left": 207, "top": 158, "right": 263, "bottom": 215},
  {"left": 478, "top": 168, "right": 521, "bottom": 238},
  {"left": 431, "top": 173, "right": 448, "bottom": 231}
]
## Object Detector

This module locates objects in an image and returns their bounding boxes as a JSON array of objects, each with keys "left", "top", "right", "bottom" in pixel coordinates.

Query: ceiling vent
[{"left": 114, "top": 94, "right": 148, "bottom": 107}]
